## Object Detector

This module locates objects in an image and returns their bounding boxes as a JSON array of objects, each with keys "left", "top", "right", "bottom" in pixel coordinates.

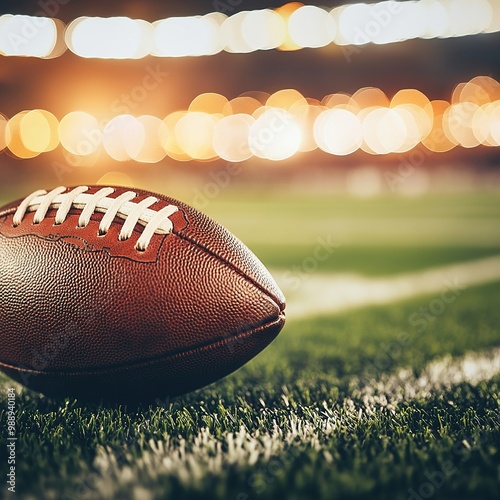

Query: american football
[{"left": 0, "top": 186, "right": 286, "bottom": 403}]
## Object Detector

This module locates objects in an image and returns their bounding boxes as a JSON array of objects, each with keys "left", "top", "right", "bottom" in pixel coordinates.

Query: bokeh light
[
  {"left": 0, "top": 2, "right": 499, "bottom": 61},
  {"left": 314, "top": 108, "right": 362, "bottom": 155},
  {"left": 288, "top": 6, "right": 336, "bottom": 48},
  {"left": 102, "top": 115, "right": 144, "bottom": 162},
  {"left": 154, "top": 15, "right": 222, "bottom": 57},
  {"left": 442, "top": 0, "right": 492, "bottom": 37},
  {"left": 487, "top": 101, "right": 500, "bottom": 145},
  {"left": 59, "top": 112, "right": 102, "bottom": 156},
  {"left": 175, "top": 112, "right": 219, "bottom": 160},
  {"left": 0, "top": 114, "right": 8, "bottom": 152},
  {"left": 361, "top": 107, "right": 409, "bottom": 154},
  {"left": 223, "top": 97, "right": 262, "bottom": 116},
  {"left": 213, "top": 114, "right": 255, "bottom": 162},
  {"left": 267, "top": 89, "right": 308, "bottom": 111},
  {"left": 220, "top": 12, "right": 252, "bottom": 53},
  {"left": 20, "top": 110, "right": 58, "bottom": 153},
  {"left": 422, "top": 100, "right": 457, "bottom": 152},
  {"left": 241, "top": 9, "right": 286, "bottom": 51},
  {"left": 1, "top": 76, "right": 499, "bottom": 162},
  {"left": 249, "top": 108, "right": 301, "bottom": 160},
  {"left": 6, "top": 111, "right": 41, "bottom": 159},
  {"left": 161, "top": 112, "right": 192, "bottom": 162},
  {"left": 0, "top": 15, "right": 58, "bottom": 58},
  {"left": 189, "top": 93, "right": 229, "bottom": 115},
  {"left": 67, "top": 17, "right": 153, "bottom": 59},
  {"left": 443, "top": 102, "right": 487, "bottom": 148},
  {"left": 127, "top": 115, "right": 167, "bottom": 163},
  {"left": 351, "top": 87, "right": 390, "bottom": 109},
  {"left": 290, "top": 102, "right": 324, "bottom": 152},
  {"left": 275, "top": 2, "right": 304, "bottom": 51}
]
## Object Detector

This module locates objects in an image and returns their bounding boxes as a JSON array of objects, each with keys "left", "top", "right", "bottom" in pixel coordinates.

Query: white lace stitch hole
[{"left": 98, "top": 229, "right": 107, "bottom": 237}]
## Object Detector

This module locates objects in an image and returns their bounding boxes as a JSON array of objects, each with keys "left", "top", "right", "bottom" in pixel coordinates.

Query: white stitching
[{"left": 12, "top": 186, "right": 179, "bottom": 251}]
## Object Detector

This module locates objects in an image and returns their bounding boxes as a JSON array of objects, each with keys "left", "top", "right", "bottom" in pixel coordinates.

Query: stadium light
[
  {"left": 1, "top": 77, "right": 499, "bottom": 161},
  {"left": 0, "top": 1, "right": 499, "bottom": 59}
]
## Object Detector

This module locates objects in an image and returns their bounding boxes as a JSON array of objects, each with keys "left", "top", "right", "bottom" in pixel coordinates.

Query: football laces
[{"left": 12, "top": 186, "right": 179, "bottom": 251}]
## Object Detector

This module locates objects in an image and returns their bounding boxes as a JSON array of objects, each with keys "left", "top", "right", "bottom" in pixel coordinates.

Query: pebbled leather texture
[{"left": 0, "top": 186, "right": 286, "bottom": 403}]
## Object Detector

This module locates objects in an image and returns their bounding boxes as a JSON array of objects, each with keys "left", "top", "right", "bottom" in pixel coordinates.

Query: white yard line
[
  {"left": 89, "top": 347, "right": 500, "bottom": 494},
  {"left": 273, "top": 255, "right": 500, "bottom": 320},
  {"left": 354, "top": 347, "right": 500, "bottom": 414}
]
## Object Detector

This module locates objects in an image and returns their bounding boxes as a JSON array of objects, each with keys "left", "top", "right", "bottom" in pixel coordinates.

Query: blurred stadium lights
[
  {"left": 2, "top": 77, "right": 499, "bottom": 162},
  {"left": 0, "top": 0, "right": 499, "bottom": 59}
]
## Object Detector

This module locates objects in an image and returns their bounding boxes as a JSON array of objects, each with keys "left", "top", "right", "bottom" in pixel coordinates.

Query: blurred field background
[{"left": 1, "top": 0, "right": 500, "bottom": 499}]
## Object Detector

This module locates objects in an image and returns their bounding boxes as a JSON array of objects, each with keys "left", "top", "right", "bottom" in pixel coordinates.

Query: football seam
[
  {"left": 0, "top": 314, "right": 285, "bottom": 377},
  {"left": 0, "top": 206, "right": 283, "bottom": 310},
  {"left": 173, "top": 229, "right": 285, "bottom": 311}
]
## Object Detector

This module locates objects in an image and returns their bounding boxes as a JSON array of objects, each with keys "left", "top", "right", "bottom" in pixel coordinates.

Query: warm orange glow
[
  {"left": 249, "top": 108, "right": 301, "bottom": 160},
  {"left": 223, "top": 97, "right": 262, "bottom": 116},
  {"left": 2, "top": 76, "right": 499, "bottom": 163},
  {"left": 213, "top": 114, "right": 255, "bottom": 162},
  {"left": 128, "top": 116, "right": 167, "bottom": 163},
  {"left": 361, "top": 107, "right": 409, "bottom": 154},
  {"left": 422, "top": 100, "right": 457, "bottom": 153},
  {"left": 267, "top": 89, "right": 308, "bottom": 111},
  {"left": 487, "top": 101, "right": 500, "bottom": 145},
  {"left": 175, "top": 112, "right": 219, "bottom": 160},
  {"left": 189, "top": 93, "right": 230, "bottom": 115},
  {"left": 97, "top": 172, "right": 136, "bottom": 187},
  {"left": 275, "top": 2, "right": 304, "bottom": 51},
  {"left": 102, "top": 115, "right": 144, "bottom": 162},
  {"left": 44, "top": 18, "right": 67, "bottom": 59},
  {"left": 0, "top": 114, "right": 8, "bottom": 152},
  {"left": 314, "top": 108, "right": 362, "bottom": 155},
  {"left": 59, "top": 112, "right": 102, "bottom": 156},
  {"left": 290, "top": 103, "right": 324, "bottom": 152},
  {"left": 239, "top": 91, "right": 271, "bottom": 105},
  {"left": 322, "top": 93, "right": 353, "bottom": 110},
  {"left": 6, "top": 111, "right": 41, "bottom": 159},
  {"left": 19, "top": 109, "right": 58, "bottom": 153},
  {"left": 459, "top": 76, "right": 500, "bottom": 104},
  {"left": 351, "top": 88, "right": 390, "bottom": 109},
  {"left": 444, "top": 102, "right": 487, "bottom": 148},
  {"left": 161, "top": 112, "right": 192, "bottom": 162}
]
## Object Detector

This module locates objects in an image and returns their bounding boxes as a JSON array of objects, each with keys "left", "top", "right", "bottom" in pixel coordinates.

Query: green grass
[
  {"left": 201, "top": 191, "right": 500, "bottom": 275},
  {"left": 1, "top": 281, "right": 499, "bottom": 500},
  {"left": 0, "top": 190, "right": 499, "bottom": 499},
  {"left": 253, "top": 244, "right": 500, "bottom": 276}
]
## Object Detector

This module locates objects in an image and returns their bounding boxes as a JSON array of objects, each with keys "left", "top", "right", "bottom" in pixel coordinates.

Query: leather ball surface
[{"left": 0, "top": 186, "right": 285, "bottom": 403}]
